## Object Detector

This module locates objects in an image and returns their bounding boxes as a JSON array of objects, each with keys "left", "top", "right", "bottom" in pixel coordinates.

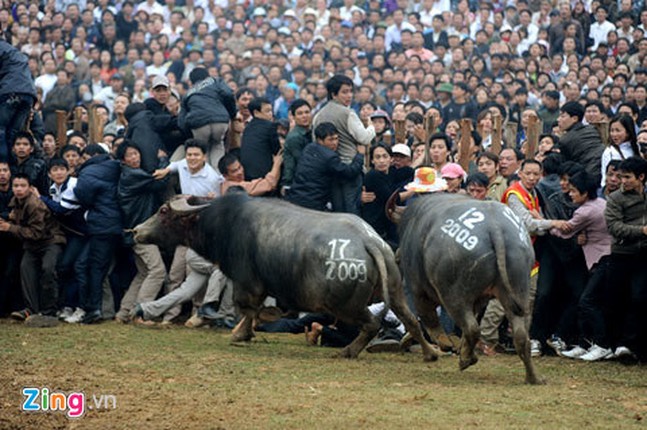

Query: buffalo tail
[
  {"left": 490, "top": 219, "right": 525, "bottom": 317},
  {"left": 366, "top": 242, "right": 391, "bottom": 318}
]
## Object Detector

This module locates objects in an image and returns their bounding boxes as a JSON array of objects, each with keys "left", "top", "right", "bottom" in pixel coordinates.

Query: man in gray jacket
[
  {"left": 312, "top": 75, "right": 375, "bottom": 215},
  {"left": 178, "top": 67, "right": 237, "bottom": 171}
]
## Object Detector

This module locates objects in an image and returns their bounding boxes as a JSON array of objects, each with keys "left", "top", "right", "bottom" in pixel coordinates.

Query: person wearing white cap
[
  {"left": 252, "top": 7, "right": 267, "bottom": 18},
  {"left": 391, "top": 143, "right": 412, "bottom": 169}
]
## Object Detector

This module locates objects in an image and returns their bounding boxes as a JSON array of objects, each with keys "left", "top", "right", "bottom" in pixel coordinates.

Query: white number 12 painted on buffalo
[{"left": 457, "top": 208, "right": 485, "bottom": 229}]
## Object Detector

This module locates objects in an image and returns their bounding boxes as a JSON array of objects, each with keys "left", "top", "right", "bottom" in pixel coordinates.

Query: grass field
[{"left": 0, "top": 318, "right": 645, "bottom": 430}]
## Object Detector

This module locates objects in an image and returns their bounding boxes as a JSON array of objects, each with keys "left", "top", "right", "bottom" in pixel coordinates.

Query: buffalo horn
[{"left": 169, "top": 197, "right": 210, "bottom": 214}]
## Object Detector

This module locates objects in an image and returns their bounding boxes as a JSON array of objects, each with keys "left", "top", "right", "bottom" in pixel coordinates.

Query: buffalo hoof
[
  {"left": 423, "top": 351, "right": 439, "bottom": 362},
  {"left": 459, "top": 355, "right": 478, "bottom": 371},
  {"left": 526, "top": 376, "right": 546, "bottom": 385},
  {"left": 339, "top": 347, "right": 359, "bottom": 359},
  {"left": 230, "top": 332, "right": 254, "bottom": 343}
]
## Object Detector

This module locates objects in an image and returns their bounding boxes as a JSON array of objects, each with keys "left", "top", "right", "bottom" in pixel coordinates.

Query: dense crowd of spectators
[{"left": 0, "top": 0, "right": 645, "bottom": 363}]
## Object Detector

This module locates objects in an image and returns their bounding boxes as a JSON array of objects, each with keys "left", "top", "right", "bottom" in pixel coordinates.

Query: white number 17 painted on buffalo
[{"left": 328, "top": 239, "right": 350, "bottom": 260}]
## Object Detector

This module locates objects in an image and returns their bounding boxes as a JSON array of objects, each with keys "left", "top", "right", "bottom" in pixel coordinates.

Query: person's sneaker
[
  {"left": 561, "top": 345, "right": 588, "bottom": 359},
  {"left": 197, "top": 302, "right": 221, "bottom": 320},
  {"left": 366, "top": 337, "right": 401, "bottom": 353},
  {"left": 185, "top": 313, "right": 206, "bottom": 328},
  {"left": 10, "top": 309, "right": 31, "bottom": 321},
  {"left": 65, "top": 308, "right": 86, "bottom": 324},
  {"left": 81, "top": 310, "right": 102, "bottom": 325},
  {"left": 613, "top": 346, "right": 638, "bottom": 364},
  {"left": 114, "top": 310, "right": 131, "bottom": 324},
  {"left": 57, "top": 307, "right": 74, "bottom": 320},
  {"left": 530, "top": 339, "right": 542, "bottom": 357},
  {"left": 132, "top": 317, "right": 157, "bottom": 327},
  {"left": 129, "top": 304, "right": 144, "bottom": 320},
  {"left": 210, "top": 317, "right": 237, "bottom": 329},
  {"left": 546, "top": 335, "right": 567, "bottom": 356},
  {"left": 580, "top": 344, "right": 613, "bottom": 361}
]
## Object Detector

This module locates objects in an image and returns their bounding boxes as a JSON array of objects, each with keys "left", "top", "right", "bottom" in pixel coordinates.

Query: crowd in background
[{"left": 0, "top": 0, "right": 645, "bottom": 363}]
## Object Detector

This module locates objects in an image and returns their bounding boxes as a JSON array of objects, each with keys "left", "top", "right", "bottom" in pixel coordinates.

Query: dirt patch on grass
[{"left": 1, "top": 319, "right": 645, "bottom": 429}]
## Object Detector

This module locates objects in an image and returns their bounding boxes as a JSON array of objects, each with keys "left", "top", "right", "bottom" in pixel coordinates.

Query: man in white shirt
[
  {"left": 34, "top": 58, "right": 58, "bottom": 102},
  {"left": 150, "top": 138, "right": 224, "bottom": 323},
  {"left": 617, "top": 11, "right": 635, "bottom": 43},
  {"left": 154, "top": 139, "right": 223, "bottom": 197},
  {"left": 419, "top": 0, "right": 448, "bottom": 28},
  {"left": 136, "top": 0, "right": 165, "bottom": 17},
  {"left": 93, "top": 73, "right": 124, "bottom": 115},
  {"left": 515, "top": 9, "right": 539, "bottom": 44},
  {"left": 589, "top": 6, "right": 616, "bottom": 51},
  {"left": 385, "top": 9, "right": 416, "bottom": 51},
  {"left": 339, "top": 0, "right": 363, "bottom": 21}
]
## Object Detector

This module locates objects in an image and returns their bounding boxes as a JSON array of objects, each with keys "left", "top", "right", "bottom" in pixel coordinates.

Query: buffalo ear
[{"left": 180, "top": 213, "right": 200, "bottom": 227}]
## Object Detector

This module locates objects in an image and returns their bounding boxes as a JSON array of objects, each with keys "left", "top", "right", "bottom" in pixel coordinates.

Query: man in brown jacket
[
  {"left": 604, "top": 157, "right": 647, "bottom": 362},
  {"left": 0, "top": 173, "right": 65, "bottom": 319}
]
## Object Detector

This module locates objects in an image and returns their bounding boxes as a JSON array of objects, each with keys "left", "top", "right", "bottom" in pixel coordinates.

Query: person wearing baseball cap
[
  {"left": 391, "top": 143, "right": 412, "bottom": 166},
  {"left": 145, "top": 75, "right": 171, "bottom": 114},
  {"left": 440, "top": 162, "right": 467, "bottom": 194}
]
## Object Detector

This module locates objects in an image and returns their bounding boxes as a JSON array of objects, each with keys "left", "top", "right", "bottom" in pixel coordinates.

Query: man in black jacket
[
  {"left": 178, "top": 67, "right": 237, "bottom": 170},
  {"left": 287, "top": 122, "right": 364, "bottom": 211},
  {"left": 557, "top": 102, "right": 605, "bottom": 184},
  {"left": 73, "top": 145, "right": 123, "bottom": 324},
  {"left": 0, "top": 38, "right": 37, "bottom": 162},
  {"left": 240, "top": 97, "right": 281, "bottom": 185},
  {"left": 10, "top": 132, "right": 48, "bottom": 195},
  {"left": 144, "top": 75, "right": 188, "bottom": 160},
  {"left": 124, "top": 103, "right": 166, "bottom": 174},
  {"left": 115, "top": 141, "right": 169, "bottom": 323}
]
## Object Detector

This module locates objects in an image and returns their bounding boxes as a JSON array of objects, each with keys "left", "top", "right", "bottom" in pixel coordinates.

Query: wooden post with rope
[
  {"left": 422, "top": 115, "right": 435, "bottom": 167},
  {"left": 87, "top": 106, "right": 96, "bottom": 145},
  {"left": 491, "top": 112, "right": 503, "bottom": 155},
  {"left": 73, "top": 106, "right": 84, "bottom": 132},
  {"left": 525, "top": 115, "right": 540, "bottom": 160},
  {"left": 504, "top": 121, "right": 518, "bottom": 149},
  {"left": 93, "top": 106, "right": 104, "bottom": 144},
  {"left": 393, "top": 119, "right": 406, "bottom": 145},
  {"left": 592, "top": 121, "right": 609, "bottom": 146},
  {"left": 55, "top": 110, "right": 67, "bottom": 153},
  {"left": 458, "top": 119, "right": 472, "bottom": 172}
]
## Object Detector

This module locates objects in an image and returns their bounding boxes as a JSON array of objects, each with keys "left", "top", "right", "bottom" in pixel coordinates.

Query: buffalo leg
[
  {"left": 388, "top": 280, "right": 440, "bottom": 362},
  {"left": 411, "top": 289, "right": 445, "bottom": 346},
  {"left": 339, "top": 309, "right": 380, "bottom": 359},
  {"left": 445, "top": 306, "right": 480, "bottom": 371},
  {"left": 230, "top": 283, "right": 265, "bottom": 342},
  {"left": 231, "top": 316, "right": 255, "bottom": 342},
  {"left": 509, "top": 313, "right": 543, "bottom": 385}
]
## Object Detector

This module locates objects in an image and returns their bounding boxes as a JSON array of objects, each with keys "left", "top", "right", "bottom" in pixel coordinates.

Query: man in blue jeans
[{"left": 0, "top": 37, "right": 37, "bottom": 162}]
